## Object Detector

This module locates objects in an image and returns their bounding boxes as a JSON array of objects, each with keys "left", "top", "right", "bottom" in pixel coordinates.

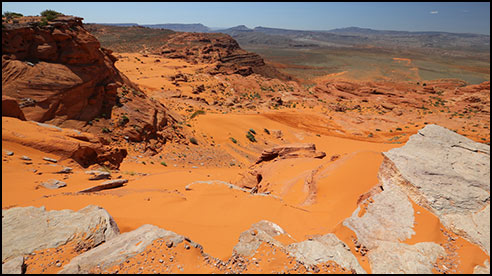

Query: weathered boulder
[
  {"left": 233, "top": 220, "right": 286, "bottom": 257},
  {"left": 1, "top": 256, "right": 26, "bottom": 274},
  {"left": 59, "top": 224, "right": 189, "bottom": 273},
  {"left": 381, "top": 124, "right": 490, "bottom": 255},
  {"left": 41, "top": 179, "right": 67, "bottom": 189},
  {"left": 2, "top": 205, "right": 119, "bottom": 263},
  {"left": 368, "top": 241, "right": 445, "bottom": 274},
  {"left": 344, "top": 182, "right": 415, "bottom": 249},
  {"left": 2, "top": 95, "right": 26, "bottom": 120},
  {"left": 233, "top": 220, "right": 365, "bottom": 273},
  {"left": 78, "top": 179, "right": 128, "bottom": 193},
  {"left": 287, "top": 234, "right": 366, "bottom": 274}
]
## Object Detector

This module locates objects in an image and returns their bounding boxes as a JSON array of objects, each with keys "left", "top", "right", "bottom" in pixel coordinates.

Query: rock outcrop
[
  {"left": 59, "top": 224, "right": 192, "bottom": 273},
  {"left": 236, "top": 143, "right": 326, "bottom": 193},
  {"left": 381, "top": 124, "right": 490, "bottom": 255},
  {"left": 2, "top": 95, "right": 26, "bottom": 120},
  {"left": 344, "top": 124, "right": 489, "bottom": 273},
  {"left": 2, "top": 16, "right": 181, "bottom": 149},
  {"left": 255, "top": 143, "right": 326, "bottom": 165},
  {"left": 2, "top": 205, "right": 119, "bottom": 263},
  {"left": 155, "top": 32, "right": 291, "bottom": 80},
  {"left": 232, "top": 220, "right": 366, "bottom": 273},
  {"left": 2, "top": 117, "right": 127, "bottom": 168}
]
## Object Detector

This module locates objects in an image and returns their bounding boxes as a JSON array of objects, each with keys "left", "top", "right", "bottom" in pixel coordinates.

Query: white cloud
[{"left": 430, "top": 11, "right": 438, "bottom": 14}]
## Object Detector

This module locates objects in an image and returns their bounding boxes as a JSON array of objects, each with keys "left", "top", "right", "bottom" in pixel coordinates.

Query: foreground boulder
[
  {"left": 232, "top": 220, "right": 366, "bottom": 273},
  {"left": 59, "top": 224, "right": 192, "bottom": 273},
  {"left": 2, "top": 205, "right": 119, "bottom": 263},
  {"left": 381, "top": 124, "right": 490, "bottom": 255}
]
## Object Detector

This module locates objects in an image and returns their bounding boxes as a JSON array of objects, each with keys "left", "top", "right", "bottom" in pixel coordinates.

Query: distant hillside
[
  {"left": 84, "top": 24, "right": 175, "bottom": 53},
  {"left": 143, "top": 23, "right": 211, "bottom": 33},
  {"left": 88, "top": 22, "right": 490, "bottom": 54}
]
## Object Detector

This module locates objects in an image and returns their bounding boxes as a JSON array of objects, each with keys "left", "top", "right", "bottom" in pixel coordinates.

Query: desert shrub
[
  {"left": 101, "top": 127, "right": 110, "bottom": 133},
  {"left": 230, "top": 137, "right": 237, "bottom": 144},
  {"left": 396, "top": 127, "right": 402, "bottom": 131},
  {"left": 118, "top": 115, "right": 129, "bottom": 126},
  {"left": 375, "top": 128, "right": 381, "bottom": 132},
  {"left": 368, "top": 133, "right": 374, "bottom": 137},
  {"left": 40, "top": 9, "right": 62, "bottom": 21},
  {"left": 189, "top": 137, "right": 198, "bottom": 145},
  {"left": 3, "top": 11, "right": 23, "bottom": 20},
  {"left": 160, "top": 161, "right": 167, "bottom": 166},
  {"left": 249, "top": 128, "right": 256, "bottom": 135},
  {"left": 263, "top": 128, "right": 270, "bottom": 134},
  {"left": 246, "top": 131, "right": 256, "bottom": 142},
  {"left": 190, "top": 110, "right": 205, "bottom": 119}
]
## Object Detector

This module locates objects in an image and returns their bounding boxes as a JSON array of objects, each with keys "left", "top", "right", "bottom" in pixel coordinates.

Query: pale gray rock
[
  {"left": 88, "top": 171, "right": 111, "bottom": 180},
  {"left": 78, "top": 179, "right": 128, "bottom": 193},
  {"left": 20, "top": 156, "right": 31, "bottom": 161},
  {"left": 233, "top": 220, "right": 365, "bottom": 273},
  {"left": 368, "top": 241, "right": 445, "bottom": 274},
  {"left": 54, "top": 167, "right": 73, "bottom": 174},
  {"left": 343, "top": 182, "right": 415, "bottom": 250},
  {"left": 232, "top": 220, "right": 286, "bottom": 257},
  {"left": 2, "top": 205, "right": 119, "bottom": 263},
  {"left": 59, "top": 224, "right": 188, "bottom": 273},
  {"left": 1, "top": 256, "right": 26, "bottom": 274},
  {"left": 474, "top": 259, "right": 490, "bottom": 274},
  {"left": 381, "top": 124, "right": 490, "bottom": 255},
  {"left": 41, "top": 179, "right": 67, "bottom": 189},
  {"left": 287, "top": 234, "right": 366, "bottom": 274},
  {"left": 5, "top": 151, "right": 14, "bottom": 156},
  {"left": 43, "top": 157, "right": 58, "bottom": 163}
]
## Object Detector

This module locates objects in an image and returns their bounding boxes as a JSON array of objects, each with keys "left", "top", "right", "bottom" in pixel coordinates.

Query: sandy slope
[{"left": 2, "top": 50, "right": 489, "bottom": 273}]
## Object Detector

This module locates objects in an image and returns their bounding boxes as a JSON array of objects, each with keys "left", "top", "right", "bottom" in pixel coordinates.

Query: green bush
[
  {"left": 3, "top": 11, "right": 23, "bottom": 19},
  {"left": 396, "top": 127, "right": 402, "bottom": 131},
  {"left": 160, "top": 161, "right": 167, "bottom": 166},
  {"left": 189, "top": 137, "right": 198, "bottom": 145},
  {"left": 230, "top": 137, "right": 237, "bottom": 144},
  {"left": 263, "top": 128, "right": 270, "bottom": 135},
  {"left": 190, "top": 110, "right": 205, "bottom": 119},
  {"left": 246, "top": 131, "right": 257, "bottom": 142},
  {"left": 118, "top": 115, "right": 129, "bottom": 126},
  {"left": 40, "top": 9, "right": 62, "bottom": 21},
  {"left": 101, "top": 127, "right": 111, "bottom": 133},
  {"left": 249, "top": 128, "right": 256, "bottom": 135}
]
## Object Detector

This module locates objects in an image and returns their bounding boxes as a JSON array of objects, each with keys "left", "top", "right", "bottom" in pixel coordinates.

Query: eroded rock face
[
  {"left": 59, "top": 224, "right": 188, "bottom": 273},
  {"left": 2, "top": 16, "right": 124, "bottom": 123},
  {"left": 155, "top": 32, "right": 290, "bottom": 80},
  {"left": 2, "top": 16, "right": 180, "bottom": 149},
  {"left": 1, "top": 205, "right": 119, "bottom": 263},
  {"left": 381, "top": 124, "right": 490, "bottom": 255},
  {"left": 2, "top": 117, "right": 127, "bottom": 169}
]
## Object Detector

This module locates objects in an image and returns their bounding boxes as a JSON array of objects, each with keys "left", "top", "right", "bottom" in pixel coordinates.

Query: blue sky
[{"left": 2, "top": 2, "right": 490, "bottom": 34}]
